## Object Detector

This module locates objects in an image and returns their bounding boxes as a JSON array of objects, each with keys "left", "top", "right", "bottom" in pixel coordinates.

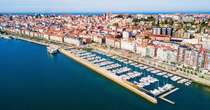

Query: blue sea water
[{"left": 0, "top": 39, "right": 210, "bottom": 110}]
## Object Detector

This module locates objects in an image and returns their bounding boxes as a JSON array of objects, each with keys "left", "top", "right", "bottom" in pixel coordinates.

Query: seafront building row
[
  {"left": 0, "top": 13, "right": 210, "bottom": 79},
  {"left": 1, "top": 25, "right": 210, "bottom": 74}
]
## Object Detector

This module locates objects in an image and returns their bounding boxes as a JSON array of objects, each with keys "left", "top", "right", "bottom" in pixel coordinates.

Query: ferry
[
  {"left": 47, "top": 45, "right": 59, "bottom": 54},
  {"left": 0, "top": 35, "right": 11, "bottom": 39}
]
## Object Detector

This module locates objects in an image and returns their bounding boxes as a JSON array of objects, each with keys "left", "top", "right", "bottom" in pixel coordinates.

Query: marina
[
  {"left": 62, "top": 47, "right": 194, "bottom": 104},
  {"left": 61, "top": 48, "right": 158, "bottom": 104}
]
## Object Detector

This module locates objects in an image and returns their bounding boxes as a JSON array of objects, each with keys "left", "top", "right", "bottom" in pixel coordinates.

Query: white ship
[
  {"left": 0, "top": 35, "right": 11, "bottom": 39},
  {"left": 47, "top": 45, "right": 59, "bottom": 54}
]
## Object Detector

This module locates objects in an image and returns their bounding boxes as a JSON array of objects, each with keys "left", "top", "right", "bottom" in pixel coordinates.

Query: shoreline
[
  {"left": 59, "top": 48, "right": 158, "bottom": 104},
  {"left": 5, "top": 35, "right": 210, "bottom": 87},
  {"left": 10, "top": 36, "right": 158, "bottom": 104},
  {"left": 2, "top": 33, "right": 210, "bottom": 104},
  {"left": 0, "top": 33, "right": 49, "bottom": 46},
  {"left": 16, "top": 37, "right": 49, "bottom": 46}
]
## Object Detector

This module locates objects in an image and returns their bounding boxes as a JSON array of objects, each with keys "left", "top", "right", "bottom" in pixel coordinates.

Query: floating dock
[{"left": 159, "top": 88, "right": 179, "bottom": 105}]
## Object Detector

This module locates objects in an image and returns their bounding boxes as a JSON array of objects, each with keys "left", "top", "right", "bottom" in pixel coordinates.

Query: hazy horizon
[{"left": 0, "top": 0, "right": 210, "bottom": 13}]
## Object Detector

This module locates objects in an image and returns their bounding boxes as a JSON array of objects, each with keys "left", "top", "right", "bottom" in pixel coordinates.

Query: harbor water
[{"left": 0, "top": 39, "right": 210, "bottom": 110}]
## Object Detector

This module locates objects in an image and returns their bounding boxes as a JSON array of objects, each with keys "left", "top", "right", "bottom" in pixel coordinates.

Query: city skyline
[
  {"left": 0, "top": 0, "right": 210, "bottom": 13},
  {"left": 1, "top": 3, "right": 210, "bottom": 109}
]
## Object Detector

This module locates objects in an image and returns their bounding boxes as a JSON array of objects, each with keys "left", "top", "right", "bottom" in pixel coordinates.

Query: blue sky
[{"left": 0, "top": 0, "right": 210, "bottom": 13}]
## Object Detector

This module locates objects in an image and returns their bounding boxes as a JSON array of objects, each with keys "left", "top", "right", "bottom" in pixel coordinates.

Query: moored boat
[{"left": 47, "top": 45, "right": 59, "bottom": 54}]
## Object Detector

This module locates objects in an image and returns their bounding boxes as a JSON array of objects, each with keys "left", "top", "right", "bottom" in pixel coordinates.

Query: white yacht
[{"left": 47, "top": 45, "right": 59, "bottom": 54}]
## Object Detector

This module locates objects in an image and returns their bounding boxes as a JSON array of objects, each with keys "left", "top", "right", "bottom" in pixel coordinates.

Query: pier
[{"left": 159, "top": 88, "right": 179, "bottom": 105}]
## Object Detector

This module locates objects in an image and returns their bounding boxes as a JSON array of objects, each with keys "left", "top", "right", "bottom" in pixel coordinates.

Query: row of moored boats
[{"left": 68, "top": 48, "right": 192, "bottom": 96}]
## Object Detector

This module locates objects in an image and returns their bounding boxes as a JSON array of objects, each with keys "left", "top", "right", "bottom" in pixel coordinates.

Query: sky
[{"left": 0, "top": 0, "right": 210, "bottom": 13}]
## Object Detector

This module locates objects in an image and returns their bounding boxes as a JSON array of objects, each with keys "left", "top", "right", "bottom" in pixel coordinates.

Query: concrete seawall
[
  {"left": 16, "top": 37, "right": 49, "bottom": 46},
  {"left": 59, "top": 48, "right": 158, "bottom": 104}
]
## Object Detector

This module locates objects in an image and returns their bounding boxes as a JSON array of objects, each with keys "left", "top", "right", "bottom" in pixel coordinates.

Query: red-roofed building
[{"left": 150, "top": 34, "right": 171, "bottom": 41}]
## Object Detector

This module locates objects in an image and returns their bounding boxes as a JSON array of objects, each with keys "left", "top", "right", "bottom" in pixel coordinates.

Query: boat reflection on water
[{"left": 47, "top": 52, "right": 57, "bottom": 58}]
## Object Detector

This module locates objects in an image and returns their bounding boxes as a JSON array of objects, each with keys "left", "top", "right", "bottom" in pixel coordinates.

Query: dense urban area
[
  {"left": 0, "top": 13, "right": 210, "bottom": 83},
  {"left": 1, "top": 13, "right": 210, "bottom": 105}
]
